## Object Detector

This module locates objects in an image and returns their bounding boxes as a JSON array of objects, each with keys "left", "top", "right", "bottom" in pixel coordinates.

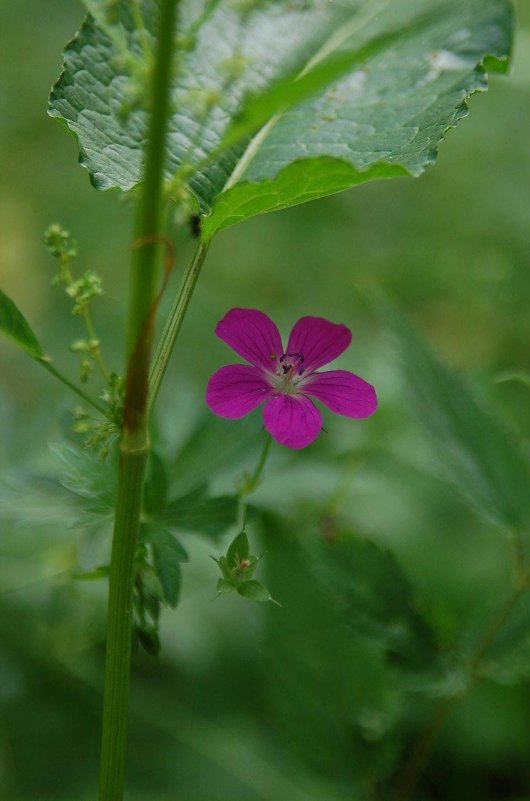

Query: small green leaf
[
  {"left": 151, "top": 528, "right": 184, "bottom": 608},
  {"left": 0, "top": 288, "right": 44, "bottom": 359},
  {"left": 135, "top": 624, "right": 161, "bottom": 657},
  {"left": 217, "top": 556, "right": 231, "bottom": 581},
  {"left": 237, "top": 580, "right": 275, "bottom": 604},
  {"left": 143, "top": 590, "right": 161, "bottom": 625},
  {"left": 217, "top": 578, "right": 236, "bottom": 595},
  {"left": 226, "top": 530, "right": 250, "bottom": 569}
]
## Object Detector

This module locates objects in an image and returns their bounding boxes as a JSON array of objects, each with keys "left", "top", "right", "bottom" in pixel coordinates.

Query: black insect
[{"left": 190, "top": 214, "right": 201, "bottom": 238}]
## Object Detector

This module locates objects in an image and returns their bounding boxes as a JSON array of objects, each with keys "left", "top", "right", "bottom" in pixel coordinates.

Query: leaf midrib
[{"left": 221, "top": 0, "right": 392, "bottom": 192}]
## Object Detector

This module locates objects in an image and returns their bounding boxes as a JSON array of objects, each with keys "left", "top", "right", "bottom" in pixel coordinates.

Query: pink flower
[{"left": 206, "top": 308, "right": 378, "bottom": 449}]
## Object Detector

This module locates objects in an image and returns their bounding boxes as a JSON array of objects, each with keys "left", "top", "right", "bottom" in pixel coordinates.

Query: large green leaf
[
  {"left": 390, "top": 311, "right": 530, "bottom": 532},
  {"left": 49, "top": 0, "right": 512, "bottom": 238},
  {"left": 0, "top": 289, "right": 44, "bottom": 359}
]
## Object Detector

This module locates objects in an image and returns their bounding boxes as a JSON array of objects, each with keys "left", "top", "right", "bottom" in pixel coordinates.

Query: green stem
[
  {"left": 98, "top": 2, "right": 178, "bottom": 800},
  {"left": 98, "top": 449, "right": 147, "bottom": 801},
  {"left": 148, "top": 238, "right": 211, "bottom": 411},
  {"left": 237, "top": 433, "right": 273, "bottom": 529},
  {"left": 39, "top": 359, "right": 106, "bottom": 414},
  {"left": 126, "top": 7, "right": 177, "bottom": 358},
  {"left": 81, "top": 306, "right": 111, "bottom": 383}
]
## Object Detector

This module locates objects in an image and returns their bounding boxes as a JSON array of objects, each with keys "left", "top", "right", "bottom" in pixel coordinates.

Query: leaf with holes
[{"left": 49, "top": 0, "right": 512, "bottom": 238}]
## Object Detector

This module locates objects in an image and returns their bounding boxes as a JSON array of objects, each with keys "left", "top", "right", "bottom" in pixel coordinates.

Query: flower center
[{"left": 272, "top": 351, "right": 306, "bottom": 393}]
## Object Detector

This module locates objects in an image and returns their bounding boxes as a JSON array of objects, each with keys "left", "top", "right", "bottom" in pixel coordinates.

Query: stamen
[{"left": 276, "top": 351, "right": 306, "bottom": 381}]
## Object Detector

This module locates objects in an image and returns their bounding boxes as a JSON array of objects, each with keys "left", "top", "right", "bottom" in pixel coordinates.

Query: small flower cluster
[
  {"left": 213, "top": 530, "right": 278, "bottom": 605},
  {"left": 64, "top": 271, "right": 103, "bottom": 317},
  {"left": 72, "top": 373, "right": 124, "bottom": 458}
]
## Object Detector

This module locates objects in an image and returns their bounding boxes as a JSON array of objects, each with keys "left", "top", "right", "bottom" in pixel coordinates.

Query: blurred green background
[{"left": 1, "top": 2, "right": 530, "bottom": 800}]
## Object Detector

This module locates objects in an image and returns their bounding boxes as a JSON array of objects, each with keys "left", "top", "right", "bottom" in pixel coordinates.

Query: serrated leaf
[
  {"left": 390, "top": 310, "right": 530, "bottom": 532},
  {"left": 50, "top": 442, "right": 118, "bottom": 523},
  {"left": 150, "top": 528, "right": 184, "bottom": 608},
  {"left": 49, "top": 0, "right": 512, "bottom": 237},
  {"left": 0, "top": 288, "right": 44, "bottom": 359},
  {"left": 226, "top": 530, "right": 250, "bottom": 568},
  {"left": 0, "top": 444, "right": 117, "bottom": 531}
]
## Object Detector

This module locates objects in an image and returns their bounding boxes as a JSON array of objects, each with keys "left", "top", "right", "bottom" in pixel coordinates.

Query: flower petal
[
  {"left": 206, "top": 364, "right": 272, "bottom": 418},
  {"left": 302, "top": 370, "right": 378, "bottom": 418},
  {"left": 263, "top": 394, "right": 322, "bottom": 449},
  {"left": 215, "top": 308, "right": 283, "bottom": 372},
  {"left": 286, "top": 316, "right": 352, "bottom": 371}
]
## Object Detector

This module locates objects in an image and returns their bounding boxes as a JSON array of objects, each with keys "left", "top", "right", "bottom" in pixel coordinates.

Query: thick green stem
[
  {"left": 98, "top": 448, "right": 147, "bottom": 801},
  {"left": 126, "top": 5, "right": 178, "bottom": 358},
  {"left": 148, "top": 238, "right": 211, "bottom": 411},
  {"left": 98, "top": 2, "right": 178, "bottom": 800}
]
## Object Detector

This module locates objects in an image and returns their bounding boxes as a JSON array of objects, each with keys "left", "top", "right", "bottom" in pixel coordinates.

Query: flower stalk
[
  {"left": 237, "top": 432, "right": 273, "bottom": 528},
  {"left": 148, "top": 237, "right": 211, "bottom": 412},
  {"left": 98, "top": 2, "right": 178, "bottom": 799}
]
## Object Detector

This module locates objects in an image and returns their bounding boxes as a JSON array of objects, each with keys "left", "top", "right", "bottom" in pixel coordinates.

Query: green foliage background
[{"left": 1, "top": 2, "right": 530, "bottom": 799}]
